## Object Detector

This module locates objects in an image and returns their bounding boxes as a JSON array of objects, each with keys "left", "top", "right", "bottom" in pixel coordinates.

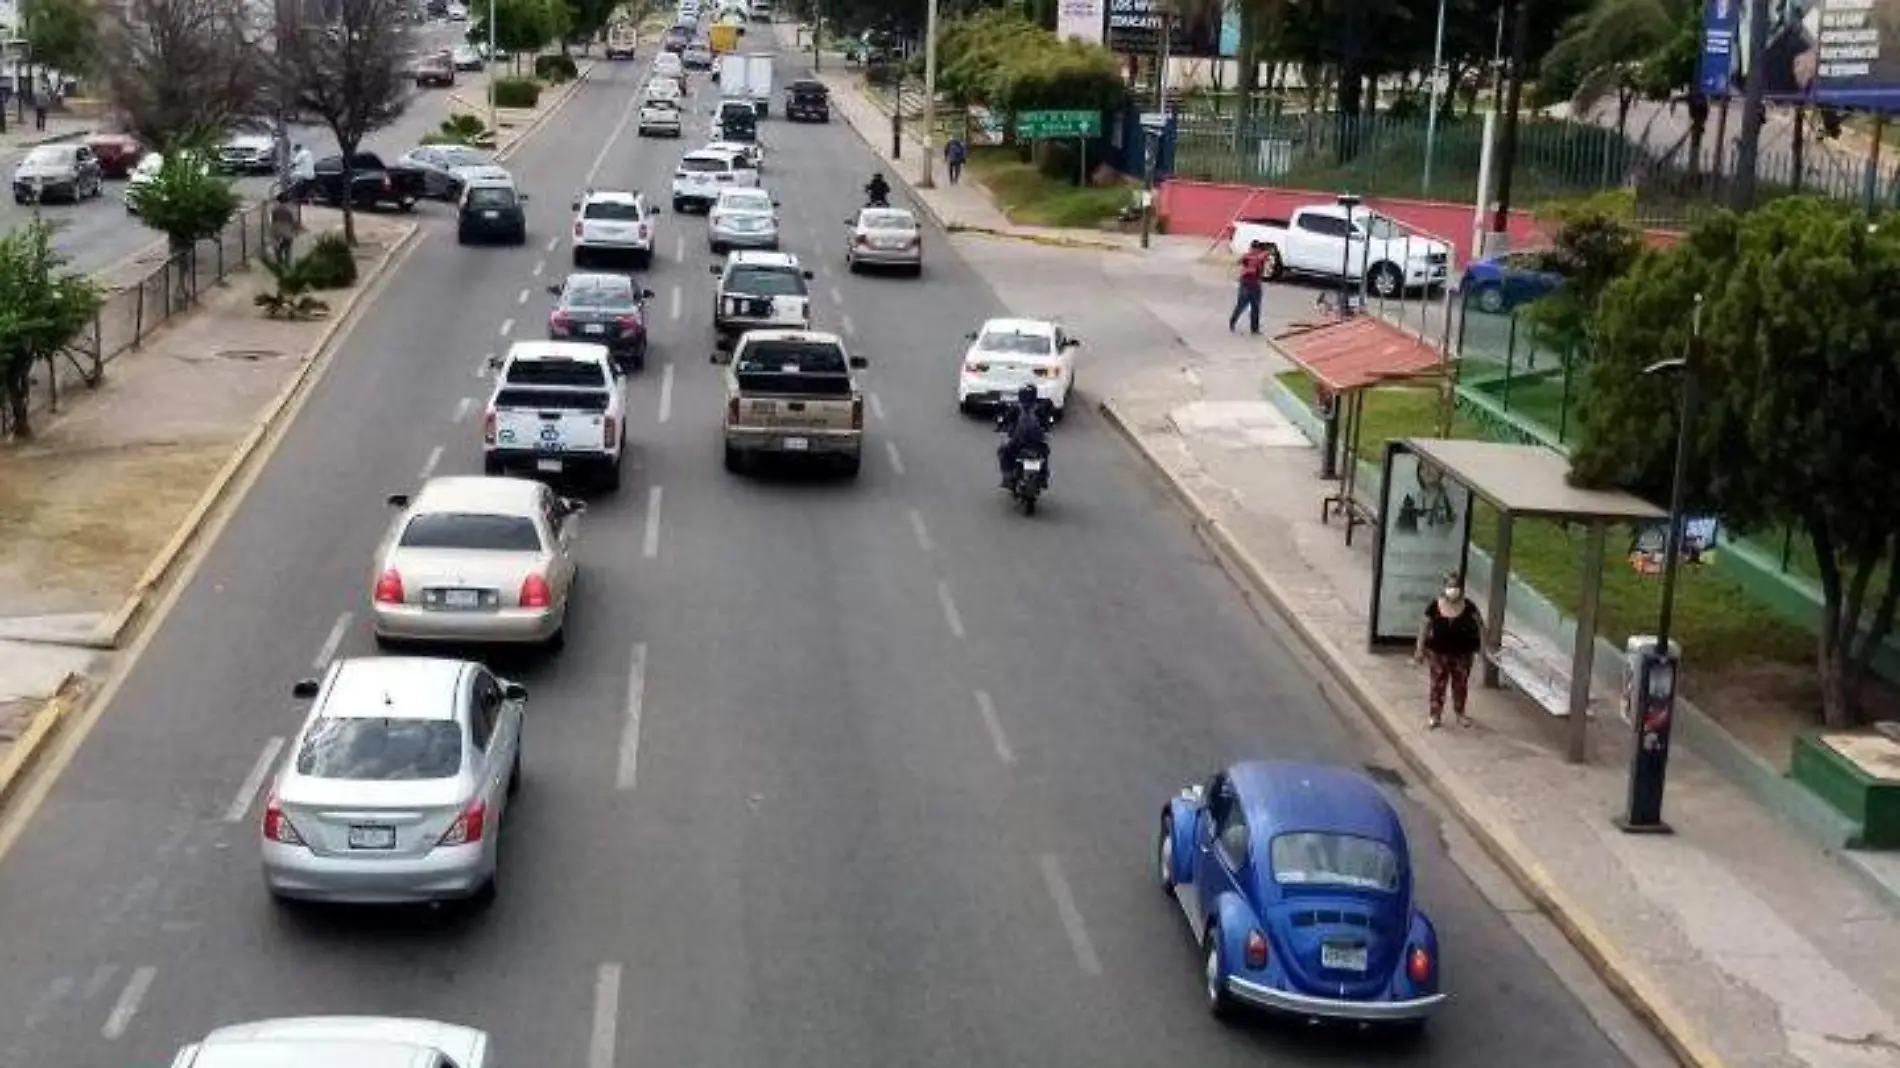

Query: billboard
[
  {"left": 1702, "top": 0, "right": 1900, "bottom": 109},
  {"left": 1105, "top": 0, "right": 1222, "bottom": 58},
  {"left": 1056, "top": 0, "right": 1105, "bottom": 45}
]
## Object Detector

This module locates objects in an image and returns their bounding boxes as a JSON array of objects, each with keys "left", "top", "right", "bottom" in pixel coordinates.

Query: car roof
[
  {"left": 977, "top": 317, "right": 1056, "bottom": 336},
  {"left": 318, "top": 658, "right": 469, "bottom": 723},
  {"left": 789, "top": 79, "right": 826, "bottom": 91},
  {"left": 410, "top": 475, "right": 545, "bottom": 520},
  {"left": 465, "top": 176, "right": 515, "bottom": 191},
  {"left": 718, "top": 186, "right": 770, "bottom": 200},
  {"left": 580, "top": 188, "right": 643, "bottom": 204},
  {"left": 858, "top": 206, "right": 917, "bottom": 224},
  {"left": 194, "top": 1016, "right": 486, "bottom": 1068},
  {"left": 1226, "top": 761, "right": 1406, "bottom": 845},
  {"left": 184, "top": 1038, "right": 434, "bottom": 1068},
  {"left": 506, "top": 339, "right": 613, "bottom": 363},
  {"left": 727, "top": 250, "right": 800, "bottom": 268}
]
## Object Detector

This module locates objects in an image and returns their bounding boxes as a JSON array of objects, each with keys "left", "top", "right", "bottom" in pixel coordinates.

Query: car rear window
[
  {"left": 979, "top": 330, "right": 1052, "bottom": 356},
  {"left": 737, "top": 340, "right": 846, "bottom": 375},
  {"left": 583, "top": 201, "right": 643, "bottom": 220},
  {"left": 400, "top": 513, "right": 543, "bottom": 552},
  {"left": 726, "top": 266, "right": 806, "bottom": 296},
  {"left": 736, "top": 372, "right": 853, "bottom": 397},
  {"left": 504, "top": 358, "right": 609, "bottom": 387},
  {"left": 1269, "top": 833, "right": 1401, "bottom": 892},
  {"left": 494, "top": 387, "right": 610, "bottom": 412},
  {"left": 861, "top": 211, "right": 916, "bottom": 231},
  {"left": 563, "top": 281, "right": 634, "bottom": 309},
  {"left": 296, "top": 718, "right": 463, "bottom": 780},
  {"left": 467, "top": 186, "right": 515, "bottom": 208},
  {"left": 680, "top": 157, "right": 727, "bottom": 173}
]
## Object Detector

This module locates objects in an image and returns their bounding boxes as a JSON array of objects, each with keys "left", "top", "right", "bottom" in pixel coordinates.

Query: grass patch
[
  {"left": 963, "top": 146, "right": 1129, "bottom": 229},
  {"left": 1275, "top": 371, "right": 1814, "bottom": 672}
]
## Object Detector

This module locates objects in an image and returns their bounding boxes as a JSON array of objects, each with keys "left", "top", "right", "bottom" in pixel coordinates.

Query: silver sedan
[
  {"left": 261, "top": 656, "right": 526, "bottom": 905},
  {"left": 709, "top": 187, "right": 780, "bottom": 252},
  {"left": 845, "top": 206, "right": 923, "bottom": 276},
  {"left": 369, "top": 476, "right": 583, "bottom": 650}
]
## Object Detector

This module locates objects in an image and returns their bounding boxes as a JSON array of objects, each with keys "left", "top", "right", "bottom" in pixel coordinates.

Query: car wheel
[
  {"left": 1370, "top": 262, "right": 1404, "bottom": 299},
  {"left": 602, "top": 459, "right": 622, "bottom": 492},
  {"left": 724, "top": 444, "right": 743, "bottom": 473},
  {"left": 483, "top": 453, "right": 503, "bottom": 475},
  {"left": 1158, "top": 813, "right": 1177, "bottom": 892},
  {"left": 545, "top": 625, "right": 566, "bottom": 653},
  {"left": 374, "top": 633, "right": 401, "bottom": 651},
  {"left": 572, "top": 249, "right": 588, "bottom": 268},
  {"left": 1204, "top": 928, "right": 1236, "bottom": 1020},
  {"left": 838, "top": 454, "right": 861, "bottom": 479},
  {"left": 846, "top": 258, "right": 859, "bottom": 274},
  {"left": 710, "top": 240, "right": 725, "bottom": 254},
  {"left": 1262, "top": 245, "right": 1285, "bottom": 280},
  {"left": 672, "top": 197, "right": 685, "bottom": 212},
  {"left": 1475, "top": 283, "right": 1506, "bottom": 314}
]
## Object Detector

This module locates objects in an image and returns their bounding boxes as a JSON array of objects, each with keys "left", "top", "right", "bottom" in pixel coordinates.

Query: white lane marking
[
  {"left": 517, "top": 287, "right": 530, "bottom": 305},
  {"left": 907, "top": 507, "right": 933, "bottom": 552},
  {"left": 100, "top": 966, "right": 157, "bottom": 1039},
  {"left": 225, "top": 737, "right": 286, "bottom": 822},
  {"left": 884, "top": 440, "right": 904, "bottom": 476},
  {"left": 828, "top": 285, "right": 843, "bottom": 305},
  {"left": 936, "top": 580, "right": 966, "bottom": 640},
  {"left": 313, "top": 611, "right": 352, "bottom": 670},
  {"left": 674, "top": 233, "right": 685, "bottom": 261},
  {"left": 499, "top": 318, "right": 515, "bottom": 336},
  {"left": 453, "top": 396, "right": 474, "bottom": 423},
  {"left": 417, "top": 445, "right": 443, "bottom": 481},
  {"left": 841, "top": 313, "right": 856, "bottom": 336},
  {"left": 669, "top": 284, "right": 682, "bottom": 321},
  {"left": 584, "top": 84, "right": 646, "bottom": 184},
  {"left": 658, "top": 363, "right": 675, "bottom": 423},
  {"left": 532, "top": 259, "right": 545, "bottom": 277},
  {"left": 642, "top": 485, "right": 663, "bottom": 559},
  {"left": 546, "top": 235, "right": 560, "bottom": 253},
  {"left": 80, "top": 965, "right": 118, "bottom": 1002},
  {"left": 820, "top": 263, "right": 834, "bottom": 279},
  {"left": 868, "top": 392, "right": 886, "bottom": 421},
  {"left": 1039, "top": 855, "right": 1102, "bottom": 976},
  {"left": 973, "top": 690, "right": 1017, "bottom": 765},
  {"left": 589, "top": 962, "right": 624, "bottom": 1068},
  {"left": 616, "top": 646, "right": 646, "bottom": 791}
]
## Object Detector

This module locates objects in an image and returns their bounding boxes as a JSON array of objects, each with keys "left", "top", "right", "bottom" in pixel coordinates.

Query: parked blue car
[
  {"left": 1158, "top": 760, "right": 1445, "bottom": 1028},
  {"left": 1459, "top": 250, "right": 1564, "bottom": 314}
]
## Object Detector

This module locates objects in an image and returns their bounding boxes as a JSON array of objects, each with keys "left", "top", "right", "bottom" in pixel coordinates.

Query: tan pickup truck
[{"left": 715, "top": 329, "right": 869, "bottom": 478}]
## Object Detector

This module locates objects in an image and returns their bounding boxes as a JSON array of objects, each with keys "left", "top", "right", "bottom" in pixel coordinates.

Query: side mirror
[
  {"left": 714, "top": 334, "right": 734, "bottom": 351},
  {"left": 802, "top": 270, "right": 814, "bottom": 279},
  {"left": 650, "top": 204, "right": 664, "bottom": 214},
  {"left": 849, "top": 355, "right": 869, "bottom": 369},
  {"left": 502, "top": 681, "right": 529, "bottom": 702},
  {"left": 570, "top": 199, "right": 580, "bottom": 211},
  {"left": 641, "top": 288, "right": 656, "bottom": 299},
  {"left": 709, "top": 264, "right": 722, "bottom": 274},
  {"left": 963, "top": 331, "right": 977, "bottom": 341},
  {"left": 517, "top": 192, "right": 530, "bottom": 201},
  {"left": 845, "top": 218, "right": 855, "bottom": 225},
  {"left": 1064, "top": 338, "right": 1082, "bottom": 349},
  {"left": 386, "top": 492, "right": 411, "bottom": 508},
  {"left": 561, "top": 497, "right": 588, "bottom": 514},
  {"left": 771, "top": 199, "right": 780, "bottom": 207},
  {"left": 546, "top": 283, "right": 562, "bottom": 295},
  {"left": 292, "top": 678, "right": 321, "bottom": 699},
  {"left": 486, "top": 354, "right": 503, "bottom": 370}
]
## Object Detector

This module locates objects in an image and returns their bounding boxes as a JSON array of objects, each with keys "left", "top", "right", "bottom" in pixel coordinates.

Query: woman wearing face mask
[{"left": 1413, "top": 572, "right": 1483, "bottom": 729}]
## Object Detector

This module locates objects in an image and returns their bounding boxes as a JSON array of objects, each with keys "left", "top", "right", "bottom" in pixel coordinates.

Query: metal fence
[
  {"left": 5, "top": 198, "right": 279, "bottom": 437},
  {"left": 1172, "top": 109, "right": 1900, "bottom": 230}
]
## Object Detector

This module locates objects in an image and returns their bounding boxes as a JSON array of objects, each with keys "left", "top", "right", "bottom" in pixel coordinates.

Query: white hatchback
[{"left": 956, "top": 317, "right": 1082, "bottom": 418}]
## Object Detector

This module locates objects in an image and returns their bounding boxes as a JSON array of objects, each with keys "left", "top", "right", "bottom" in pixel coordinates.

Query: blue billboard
[{"left": 1702, "top": 0, "right": 1900, "bottom": 110}]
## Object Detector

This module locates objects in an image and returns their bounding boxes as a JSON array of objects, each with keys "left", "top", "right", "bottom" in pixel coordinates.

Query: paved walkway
[{"left": 949, "top": 231, "right": 1900, "bottom": 1068}]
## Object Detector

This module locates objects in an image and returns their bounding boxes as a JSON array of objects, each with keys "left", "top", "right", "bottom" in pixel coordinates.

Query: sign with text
[
  {"left": 1014, "top": 109, "right": 1103, "bottom": 139},
  {"left": 1105, "top": 0, "right": 1223, "bottom": 58},
  {"left": 1701, "top": 0, "right": 1900, "bottom": 110},
  {"left": 1369, "top": 441, "right": 1475, "bottom": 646},
  {"left": 1056, "top": 0, "right": 1106, "bottom": 45}
]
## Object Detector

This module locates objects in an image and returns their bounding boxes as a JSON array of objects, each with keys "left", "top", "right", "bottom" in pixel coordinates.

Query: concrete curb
[
  {"left": 0, "top": 674, "right": 85, "bottom": 813},
  {"left": 942, "top": 224, "right": 1136, "bottom": 254},
  {"left": 1099, "top": 395, "right": 1729, "bottom": 1068},
  {"left": 76, "top": 224, "right": 425, "bottom": 651}
]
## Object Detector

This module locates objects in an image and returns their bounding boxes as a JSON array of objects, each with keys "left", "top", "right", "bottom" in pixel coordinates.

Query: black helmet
[{"left": 1017, "top": 384, "right": 1039, "bottom": 406}]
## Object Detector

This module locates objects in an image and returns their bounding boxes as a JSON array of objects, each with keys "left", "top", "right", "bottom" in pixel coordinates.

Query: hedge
[
  {"left": 493, "top": 78, "right": 542, "bottom": 108},
  {"left": 534, "top": 54, "right": 579, "bottom": 82}
]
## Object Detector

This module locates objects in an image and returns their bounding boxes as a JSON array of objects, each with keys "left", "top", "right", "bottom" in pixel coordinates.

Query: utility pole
[
  {"left": 1489, "top": 0, "right": 1529, "bottom": 235},
  {"left": 812, "top": 0, "right": 822, "bottom": 72},
  {"left": 1421, "top": 0, "right": 1448, "bottom": 196},
  {"left": 488, "top": 0, "right": 499, "bottom": 135},
  {"left": 1729, "top": 0, "right": 1771, "bottom": 209},
  {"left": 917, "top": 0, "right": 938, "bottom": 187}
]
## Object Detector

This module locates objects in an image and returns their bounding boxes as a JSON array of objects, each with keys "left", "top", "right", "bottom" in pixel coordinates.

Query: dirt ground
[
  {"left": 0, "top": 441, "right": 230, "bottom": 617},
  {"left": 1694, "top": 657, "right": 1900, "bottom": 766}
]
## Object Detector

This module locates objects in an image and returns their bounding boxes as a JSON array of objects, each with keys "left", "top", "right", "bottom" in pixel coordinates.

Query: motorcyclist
[
  {"left": 865, "top": 171, "right": 891, "bottom": 207},
  {"left": 996, "top": 384, "right": 1049, "bottom": 488}
]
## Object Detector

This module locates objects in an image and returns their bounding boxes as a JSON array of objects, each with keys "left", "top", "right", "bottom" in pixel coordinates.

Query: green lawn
[
  {"left": 963, "top": 147, "right": 1130, "bottom": 229},
  {"left": 1275, "top": 372, "right": 1814, "bottom": 671}
]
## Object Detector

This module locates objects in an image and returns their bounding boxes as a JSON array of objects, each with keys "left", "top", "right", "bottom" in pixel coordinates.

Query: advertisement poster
[
  {"left": 1370, "top": 442, "right": 1474, "bottom": 645},
  {"left": 1702, "top": 0, "right": 1900, "bottom": 109},
  {"left": 1628, "top": 516, "right": 1722, "bottom": 574},
  {"left": 1056, "top": 0, "right": 1106, "bottom": 46},
  {"left": 1105, "top": 0, "right": 1222, "bottom": 57}
]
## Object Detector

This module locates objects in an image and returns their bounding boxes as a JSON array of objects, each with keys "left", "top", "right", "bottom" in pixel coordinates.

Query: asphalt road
[
  {"left": 0, "top": 37, "right": 1651, "bottom": 1068},
  {"left": 0, "top": 21, "right": 483, "bottom": 281}
]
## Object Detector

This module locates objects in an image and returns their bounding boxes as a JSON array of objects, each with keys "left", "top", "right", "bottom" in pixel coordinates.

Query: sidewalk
[
  {"left": 0, "top": 114, "right": 93, "bottom": 160},
  {"left": 951, "top": 233, "right": 1900, "bottom": 1068}
]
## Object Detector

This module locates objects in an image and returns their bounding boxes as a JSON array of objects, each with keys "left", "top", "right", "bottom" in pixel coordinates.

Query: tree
[
  {"left": 562, "top": 0, "right": 617, "bottom": 50},
  {"left": 21, "top": 0, "right": 100, "bottom": 79},
  {"left": 275, "top": 0, "right": 414, "bottom": 245},
  {"left": 470, "top": 0, "right": 558, "bottom": 63},
  {"left": 1570, "top": 196, "right": 1900, "bottom": 727},
  {"left": 1519, "top": 190, "right": 1647, "bottom": 357},
  {"left": 1533, "top": 0, "right": 1674, "bottom": 139},
  {"left": 126, "top": 133, "right": 242, "bottom": 262},
  {"left": 101, "top": 0, "right": 267, "bottom": 149},
  {"left": 0, "top": 219, "right": 104, "bottom": 440}
]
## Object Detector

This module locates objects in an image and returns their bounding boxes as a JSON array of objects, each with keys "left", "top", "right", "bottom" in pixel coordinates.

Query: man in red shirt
[{"left": 1230, "top": 240, "right": 1269, "bottom": 334}]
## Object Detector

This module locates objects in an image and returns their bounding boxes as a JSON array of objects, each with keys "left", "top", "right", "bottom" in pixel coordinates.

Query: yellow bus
[{"left": 709, "top": 23, "right": 738, "bottom": 53}]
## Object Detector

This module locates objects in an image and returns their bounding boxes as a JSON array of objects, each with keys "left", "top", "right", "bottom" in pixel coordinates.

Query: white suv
[
  {"left": 638, "top": 97, "right": 682, "bottom": 137},
  {"left": 672, "top": 148, "right": 757, "bottom": 213},
  {"left": 570, "top": 188, "right": 661, "bottom": 269}
]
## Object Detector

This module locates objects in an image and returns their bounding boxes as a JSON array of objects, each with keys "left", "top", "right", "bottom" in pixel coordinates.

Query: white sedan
[{"left": 955, "top": 317, "right": 1082, "bottom": 418}]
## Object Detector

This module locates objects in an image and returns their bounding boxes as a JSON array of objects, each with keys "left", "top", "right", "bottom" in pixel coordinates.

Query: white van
[
  {"left": 605, "top": 23, "right": 638, "bottom": 59},
  {"left": 747, "top": 0, "right": 770, "bottom": 20}
]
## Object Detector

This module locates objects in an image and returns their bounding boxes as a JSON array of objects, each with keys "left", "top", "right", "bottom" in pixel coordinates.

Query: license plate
[
  {"left": 444, "top": 588, "right": 481, "bottom": 608},
  {"left": 536, "top": 458, "right": 564, "bottom": 472},
  {"left": 583, "top": 323, "right": 605, "bottom": 334},
  {"left": 782, "top": 437, "right": 809, "bottom": 451},
  {"left": 1320, "top": 943, "right": 1368, "bottom": 971},
  {"left": 481, "top": 210, "right": 498, "bottom": 219},
  {"left": 746, "top": 299, "right": 770, "bottom": 316},
  {"left": 348, "top": 825, "right": 396, "bottom": 850},
  {"left": 1021, "top": 459, "right": 1043, "bottom": 472}
]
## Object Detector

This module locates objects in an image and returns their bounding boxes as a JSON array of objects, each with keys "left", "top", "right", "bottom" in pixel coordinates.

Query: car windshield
[
  {"left": 861, "top": 211, "right": 916, "bottom": 231},
  {"left": 583, "top": 201, "right": 643, "bottom": 220},
  {"left": 564, "top": 281, "right": 634, "bottom": 308},
  {"left": 978, "top": 330, "right": 1052, "bottom": 356},
  {"left": 505, "top": 358, "right": 609, "bottom": 387},
  {"left": 681, "top": 157, "right": 727, "bottom": 173},
  {"left": 723, "top": 192, "right": 772, "bottom": 213},
  {"left": 22, "top": 146, "right": 69, "bottom": 166},
  {"left": 736, "top": 340, "right": 847, "bottom": 374},
  {"left": 296, "top": 718, "right": 463, "bottom": 780},
  {"left": 467, "top": 186, "right": 515, "bottom": 208},
  {"left": 644, "top": 98, "right": 678, "bottom": 111},
  {"left": 1269, "top": 832, "right": 1401, "bottom": 892},
  {"left": 727, "top": 266, "right": 806, "bottom": 296},
  {"left": 440, "top": 147, "right": 492, "bottom": 167},
  {"left": 400, "top": 512, "right": 543, "bottom": 552},
  {"left": 1357, "top": 214, "right": 1402, "bottom": 240}
]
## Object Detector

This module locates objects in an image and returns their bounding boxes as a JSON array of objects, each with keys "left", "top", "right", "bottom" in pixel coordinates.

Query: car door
[
  {"left": 539, "top": 485, "right": 580, "bottom": 597},
  {"left": 467, "top": 669, "right": 514, "bottom": 821},
  {"left": 1193, "top": 773, "right": 1238, "bottom": 918},
  {"left": 1286, "top": 212, "right": 1345, "bottom": 274},
  {"left": 1052, "top": 328, "right": 1076, "bottom": 380},
  {"left": 74, "top": 147, "right": 99, "bottom": 192},
  {"left": 1200, "top": 780, "right": 1253, "bottom": 923}
]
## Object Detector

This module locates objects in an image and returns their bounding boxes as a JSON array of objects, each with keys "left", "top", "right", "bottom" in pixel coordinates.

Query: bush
[
  {"left": 297, "top": 233, "right": 358, "bottom": 289},
  {"left": 422, "top": 114, "right": 492, "bottom": 146},
  {"left": 534, "top": 54, "right": 578, "bottom": 82},
  {"left": 493, "top": 77, "right": 543, "bottom": 108}
]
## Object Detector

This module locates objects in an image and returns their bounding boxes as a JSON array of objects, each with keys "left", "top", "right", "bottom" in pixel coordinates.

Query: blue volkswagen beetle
[{"left": 1158, "top": 760, "right": 1446, "bottom": 1027}]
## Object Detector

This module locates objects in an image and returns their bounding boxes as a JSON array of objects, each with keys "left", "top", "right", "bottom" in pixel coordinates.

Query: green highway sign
[{"left": 1014, "top": 109, "right": 1102, "bottom": 140}]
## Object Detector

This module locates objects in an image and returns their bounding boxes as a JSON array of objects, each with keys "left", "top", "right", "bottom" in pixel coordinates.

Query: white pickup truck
[
  {"left": 1228, "top": 204, "right": 1451, "bottom": 299},
  {"left": 483, "top": 341, "right": 627, "bottom": 491}
]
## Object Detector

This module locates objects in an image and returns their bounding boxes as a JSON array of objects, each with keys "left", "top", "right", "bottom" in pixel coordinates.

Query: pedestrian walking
[
  {"left": 269, "top": 196, "right": 300, "bottom": 266},
  {"left": 32, "top": 96, "right": 46, "bottom": 132},
  {"left": 1413, "top": 572, "right": 1483, "bottom": 729},
  {"left": 944, "top": 136, "right": 966, "bottom": 184},
  {"left": 1229, "top": 239, "right": 1269, "bottom": 334}
]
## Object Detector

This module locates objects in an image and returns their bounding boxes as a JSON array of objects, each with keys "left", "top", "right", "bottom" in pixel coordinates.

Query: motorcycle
[
  {"left": 864, "top": 184, "right": 890, "bottom": 208},
  {"left": 994, "top": 405, "right": 1054, "bottom": 515}
]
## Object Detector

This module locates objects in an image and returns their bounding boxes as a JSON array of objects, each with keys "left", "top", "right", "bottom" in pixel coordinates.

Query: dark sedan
[
  {"left": 398, "top": 143, "right": 500, "bottom": 200},
  {"left": 547, "top": 273, "right": 655, "bottom": 372},
  {"left": 457, "top": 179, "right": 529, "bottom": 245},
  {"left": 1459, "top": 250, "right": 1565, "bottom": 314}
]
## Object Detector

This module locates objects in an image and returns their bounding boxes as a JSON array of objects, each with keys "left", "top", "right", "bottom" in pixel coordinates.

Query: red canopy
[{"left": 1272, "top": 315, "right": 1445, "bottom": 393}]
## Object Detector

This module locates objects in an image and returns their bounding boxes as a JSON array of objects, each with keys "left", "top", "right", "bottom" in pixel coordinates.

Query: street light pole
[
  {"left": 488, "top": 0, "right": 499, "bottom": 135},
  {"left": 1421, "top": 0, "right": 1448, "bottom": 196},
  {"left": 917, "top": 0, "right": 938, "bottom": 187}
]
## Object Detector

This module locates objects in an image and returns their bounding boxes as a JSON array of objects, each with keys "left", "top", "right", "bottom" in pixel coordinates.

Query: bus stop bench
[
  {"left": 1321, "top": 483, "right": 1378, "bottom": 546},
  {"left": 1484, "top": 629, "right": 1598, "bottom": 719}
]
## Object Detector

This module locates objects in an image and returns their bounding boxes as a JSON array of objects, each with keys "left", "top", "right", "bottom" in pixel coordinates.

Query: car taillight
[
  {"left": 727, "top": 396, "right": 740, "bottom": 421},
  {"left": 1407, "top": 945, "right": 1433, "bottom": 983},
  {"left": 614, "top": 314, "right": 641, "bottom": 331},
  {"left": 603, "top": 414, "right": 618, "bottom": 450},
  {"left": 965, "top": 360, "right": 990, "bottom": 374},
  {"left": 519, "top": 573, "right": 552, "bottom": 608},
  {"left": 550, "top": 311, "right": 571, "bottom": 333},
  {"left": 1245, "top": 929, "right": 1269, "bottom": 969},
  {"left": 438, "top": 799, "right": 486, "bottom": 846},
  {"left": 374, "top": 569, "right": 404, "bottom": 604},
  {"left": 482, "top": 410, "right": 496, "bottom": 445},
  {"left": 851, "top": 397, "right": 863, "bottom": 430},
  {"left": 381, "top": 174, "right": 392, "bottom": 192},
  {"left": 262, "top": 795, "right": 303, "bottom": 844},
  {"left": 855, "top": 234, "right": 870, "bottom": 247},
  {"left": 574, "top": 221, "right": 584, "bottom": 238},
  {"left": 637, "top": 224, "right": 650, "bottom": 240}
]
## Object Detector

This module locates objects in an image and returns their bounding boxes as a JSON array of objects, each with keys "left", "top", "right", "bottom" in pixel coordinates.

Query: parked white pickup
[{"left": 1228, "top": 204, "right": 1451, "bottom": 299}]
